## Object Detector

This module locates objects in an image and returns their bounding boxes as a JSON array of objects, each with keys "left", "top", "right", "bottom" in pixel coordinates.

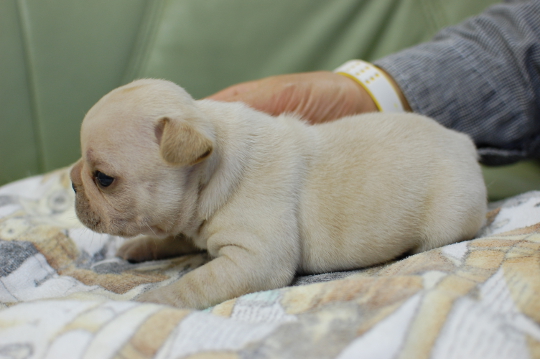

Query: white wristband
[{"left": 334, "top": 60, "right": 405, "bottom": 113}]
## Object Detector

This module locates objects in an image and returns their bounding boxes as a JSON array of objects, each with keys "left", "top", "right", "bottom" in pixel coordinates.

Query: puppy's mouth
[
  {"left": 75, "top": 198, "right": 168, "bottom": 238},
  {"left": 76, "top": 208, "right": 144, "bottom": 237},
  {"left": 74, "top": 193, "right": 104, "bottom": 232},
  {"left": 73, "top": 188, "right": 133, "bottom": 237}
]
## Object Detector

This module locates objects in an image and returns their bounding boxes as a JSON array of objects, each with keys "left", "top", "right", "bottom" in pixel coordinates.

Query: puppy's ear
[{"left": 156, "top": 117, "right": 213, "bottom": 166}]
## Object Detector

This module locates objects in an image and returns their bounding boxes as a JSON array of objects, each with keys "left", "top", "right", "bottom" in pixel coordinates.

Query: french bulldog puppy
[{"left": 70, "top": 79, "right": 486, "bottom": 309}]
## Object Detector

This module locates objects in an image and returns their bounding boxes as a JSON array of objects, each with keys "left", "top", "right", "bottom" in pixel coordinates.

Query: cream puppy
[{"left": 71, "top": 79, "right": 486, "bottom": 309}]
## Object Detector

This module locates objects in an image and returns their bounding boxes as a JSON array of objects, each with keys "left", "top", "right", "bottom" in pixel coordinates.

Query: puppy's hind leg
[{"left": 117, "top": 234, "right": 201, "bottom": 263}]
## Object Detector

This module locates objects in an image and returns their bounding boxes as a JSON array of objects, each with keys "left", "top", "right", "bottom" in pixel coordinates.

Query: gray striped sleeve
[{"left": 375, "top": 0, "right": 540, "bottom": 165}]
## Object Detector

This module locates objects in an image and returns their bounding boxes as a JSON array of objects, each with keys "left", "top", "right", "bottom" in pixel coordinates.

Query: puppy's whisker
[{"left": 144, "top": 221, "right": 157, "bottom": 237}]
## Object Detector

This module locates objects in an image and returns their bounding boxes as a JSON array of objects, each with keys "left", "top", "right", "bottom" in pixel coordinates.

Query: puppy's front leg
[
  {"left": 136, "top": 232, "right": 297, "bottom": 309},
  {"left": 117, "top": 234, "right": 200, "bottom": 263}
]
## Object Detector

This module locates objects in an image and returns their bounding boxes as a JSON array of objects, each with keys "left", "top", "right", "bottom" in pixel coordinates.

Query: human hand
[{"left": 206, "top": 71, "right": 378, "bottom": 124}]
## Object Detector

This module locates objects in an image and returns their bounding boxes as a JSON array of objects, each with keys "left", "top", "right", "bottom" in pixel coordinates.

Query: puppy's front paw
[
  {"left": 117, "top": 236, "right": 159, "bottom": 263},
  {"left": 117, "top": 234, "right": 200, "bottom": 263},
  {"left": 136, "top": 285, "right": 187, "bottom": 308}
]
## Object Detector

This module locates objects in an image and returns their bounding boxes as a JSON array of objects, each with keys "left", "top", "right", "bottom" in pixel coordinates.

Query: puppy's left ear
[{"left": 156, "top": 117, "right": 213, "bottom": 166}]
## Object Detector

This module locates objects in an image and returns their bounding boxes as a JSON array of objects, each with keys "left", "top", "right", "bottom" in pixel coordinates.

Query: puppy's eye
[{"left": 95, "top": 171, "right": 114, "bottom": 188}]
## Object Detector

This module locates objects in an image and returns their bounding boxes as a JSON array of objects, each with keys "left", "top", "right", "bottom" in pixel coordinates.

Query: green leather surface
[
  {"left": 1, "top": 0, "right": 147, "bottom": 183},
  {"left": 133, "top": 0, "right": 500, "bottom": 98},
  {"left": 2, "top": 0, "right": 538, "bottom": 201},
  {"left": 0, "top": 0, "right": 39, "bottom": 184},
  {"left": 483, "top": 161, "right": 540, "bottom": 201}
]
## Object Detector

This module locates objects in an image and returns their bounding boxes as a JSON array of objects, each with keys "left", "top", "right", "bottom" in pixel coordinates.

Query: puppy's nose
[{"left": 70, "top": 159, "right": 83, "bottom": 194}]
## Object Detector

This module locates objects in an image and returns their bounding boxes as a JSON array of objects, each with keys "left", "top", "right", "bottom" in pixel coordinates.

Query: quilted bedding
[{"left": 0, "top": 168, "right": 539, "bottom": 359}]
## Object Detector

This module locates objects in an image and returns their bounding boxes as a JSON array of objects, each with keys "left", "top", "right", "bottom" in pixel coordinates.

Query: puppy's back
[{"left": 297, "top": 112, "right": 486, "bottom": 273}]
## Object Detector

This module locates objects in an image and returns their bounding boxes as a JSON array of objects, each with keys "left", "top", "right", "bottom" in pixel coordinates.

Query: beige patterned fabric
[{"left": 0, "top": 168, "right": 539, "bottom": 359}]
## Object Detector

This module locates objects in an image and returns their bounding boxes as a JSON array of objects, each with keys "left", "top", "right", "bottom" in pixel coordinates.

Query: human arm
[
  {"left": 208, "top": 71, "right": 380, "bottom": 124},
  {"left": 375, "top": 0, "right": 540, "bottom": 165}
]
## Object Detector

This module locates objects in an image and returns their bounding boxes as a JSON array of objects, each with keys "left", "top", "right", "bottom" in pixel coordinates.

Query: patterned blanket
[{"left": 0, "top": 168, "right": 539, "bottom": 359}]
